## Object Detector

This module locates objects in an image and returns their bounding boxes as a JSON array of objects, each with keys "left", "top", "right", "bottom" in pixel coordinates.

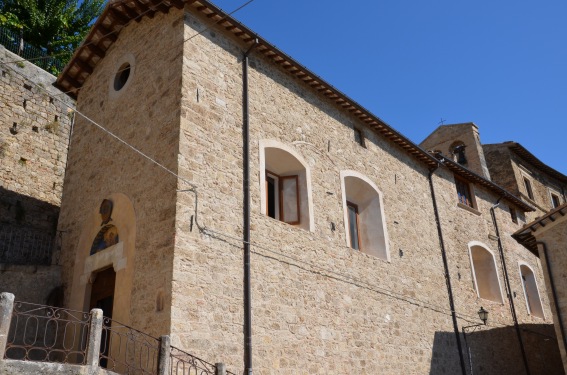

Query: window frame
[
  {"left": 509, "top": 206, "right": 518, "bottom": 224},
  {"left": 346, "top": 201, "right": 361, "bottom": 250},
  {"left": 523, "top": 176, "right": 534, "bottom": 200},
  {"left": 518, "top": 262, "right": 545, "bottom": 319},
  {"left": 467, "top": 241, "right": 505, "bottom": 304},
  {"left": 265, "top": 169, "right": 300, "bottom": 225},
  {"left": 549, "top": 188, "right": 562, "bottom": 209},
  {"left": 455, "top": 175, "right": 476, "bottom": 209},
  {"left": 340, "top": 170, "right": 390, "bottom": 261},
  {"left": 353, "top": 127, "right": 366, "bottom": 148},
  {"left": 259, "top": 140, "right": 315, "bottom": 232}
]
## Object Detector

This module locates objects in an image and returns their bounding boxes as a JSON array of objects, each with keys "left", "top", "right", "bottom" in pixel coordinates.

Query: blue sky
[{"left": 211, "top": 0, "right": 567, "bottom": 175}]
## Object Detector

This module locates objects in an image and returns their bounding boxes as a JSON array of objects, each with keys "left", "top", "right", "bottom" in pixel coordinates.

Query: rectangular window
[
  {"left": 266, "top": 171, "right": 299, "bottom": 224},
  {"left": 523, "top": 177, "right": 534, "bottom": 200},
  {"left": 347, "top": 201, "right": 360, "bottom": 250},
  {"left": 551, "top": 193, "right": 561, "bottom": 209},
  {"left": 510, "top": 207, "right": 518, "bottom": 224},
  {"left": 455, "top": 176, "right": 474, "bottom": 208},
  {"left": 354, "top": 128, "right": 366, "bottom": 148}
]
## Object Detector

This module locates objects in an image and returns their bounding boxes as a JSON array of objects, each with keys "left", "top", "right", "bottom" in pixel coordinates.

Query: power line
[
  {"left": 0, "top": 0, "right": 520, "bottom": 329},
  {"left": 4, "top": 63, "right": 196, "bottom": 190},
  {"left": 181, "top": 189, "right": 500, "bottom": 325},
  {"left": 0, "top": 0, "right": 256, "bottom": 71},
  {"left": 0, "top": 0, "right": 171, "bottom": 69},
  {"left": 183, "top": 0, "right": 255, "bottom": 43},
  {"left": 3, "top": 62, "right": 510, "bottom": 328}
]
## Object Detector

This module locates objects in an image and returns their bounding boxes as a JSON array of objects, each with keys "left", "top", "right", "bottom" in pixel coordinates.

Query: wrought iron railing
[
  {"left": 0, "top": 27, "right": 64, "bottom": 74},
  {"left": 0, "top": 227, "right": 54, "bottom": 265},
  {"left": 1, "top": 296, "right": 237, "bottom": 375},
  {"left": 169, "top": 345, "right": 219, "bottom": 375},
  {"left": 4, "top": 301, "right": 90, "bottom": 364},
  {"left": 100, "top": 317, "right": 160, "bottom": 374}
]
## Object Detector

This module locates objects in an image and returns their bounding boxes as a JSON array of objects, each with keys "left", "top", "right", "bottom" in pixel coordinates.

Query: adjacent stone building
[
  {"left": 421, "top": 122, "right": 567, "bottom": 225},
  {"left": 0, "top": 0, "right": 563, "bottom": 374},
  {"left": 514, "top": 203, "right": 567, "bottom": 372},
  {"left": 0, "top": 45, "right": 74, "bottom": 305}
]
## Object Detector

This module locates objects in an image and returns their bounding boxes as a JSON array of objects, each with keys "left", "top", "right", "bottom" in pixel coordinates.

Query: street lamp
[
  {"left": 463, "top": 307, "right": 490, "bottom": 375},
  {"left": 478, "top": 306, "right": 488, "bottom": 325}
]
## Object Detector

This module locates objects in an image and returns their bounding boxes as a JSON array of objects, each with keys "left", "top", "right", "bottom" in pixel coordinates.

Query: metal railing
[
  {"left": 169, "top": 345, "right": 219, "bottom": 375},
  {"left": 0, "top": 27, "right": 64, "bottom": 74},
  {"left": 4, "top": 301, "right": 90, "bottom": 364},
  {"left": 0, "top": 295, "right": 235, "bottom": 375},
  {"left": 0, "top": 227, "right": 55, "bottom": 265},
  {"left": 100, "top": 317, "right": 160, "bottom": 374}
]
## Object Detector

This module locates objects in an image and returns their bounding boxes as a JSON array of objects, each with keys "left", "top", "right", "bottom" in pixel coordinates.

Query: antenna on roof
[{"left": 438, "top": 118, "right": 446, "bottom": 126}]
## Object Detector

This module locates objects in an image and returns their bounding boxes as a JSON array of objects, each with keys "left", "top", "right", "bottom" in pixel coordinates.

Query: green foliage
[
  {"left": 0, "top": 11, "right": 23, "bottom": 30},
  {"left": 0, "top": 0, "right": 104, "bottom": 67}
]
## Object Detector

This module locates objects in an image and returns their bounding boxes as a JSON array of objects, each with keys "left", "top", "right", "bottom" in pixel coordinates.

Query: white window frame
[
  {"left": 259, "top": 140, "right": 314, "bottom": 232},
  {"left": 467, "top": 241, "right": 505, "bottom": 304},
  {"left": 518, "top": 261, "right": 545, "bottom": 319},
  {"left": 340, "top": 170, "right": 390, "bottom": 261}
]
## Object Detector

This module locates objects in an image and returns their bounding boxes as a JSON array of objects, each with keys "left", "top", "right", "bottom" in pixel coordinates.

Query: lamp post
[{"left": 462, "top": 307, "right": 489, "bottom": 375}]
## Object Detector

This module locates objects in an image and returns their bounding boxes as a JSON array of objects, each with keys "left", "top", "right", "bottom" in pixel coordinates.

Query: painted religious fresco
[{"left": 90, "top": 199, "right": 119, "bottom": 255}]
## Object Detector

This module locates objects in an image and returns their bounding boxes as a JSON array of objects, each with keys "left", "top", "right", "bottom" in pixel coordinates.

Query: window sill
[{"left": 457, "top": 202, "right": 481, "bottom": 216}]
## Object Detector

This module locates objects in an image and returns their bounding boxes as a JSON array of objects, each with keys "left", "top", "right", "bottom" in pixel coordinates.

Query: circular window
[{"left": 113, "top": 63, "right": 131, "bottom": 91}]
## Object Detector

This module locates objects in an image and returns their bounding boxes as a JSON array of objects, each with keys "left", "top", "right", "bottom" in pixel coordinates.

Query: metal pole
[
  {"left": 428, "top": 167, "right": 468, "bottom": 375},
  {"left": 242, "top": 39, "right": 258, "bottom": 375},
  {"left": 490, "top": 203, "right": 531, "bottom": 375}
]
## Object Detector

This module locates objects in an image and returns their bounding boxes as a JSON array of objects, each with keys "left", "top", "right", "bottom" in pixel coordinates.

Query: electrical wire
[
  {"left": 181, "top": 188, "right": 503, "bottom": 325},
  {"left": 0, "top": 0, "right": 171, "bottom": 68},
  {"left": 0, "top": 0, "right": 522, "bottom": 330},
  {"left": 3, "top": 63, "right": 196, "bottom": 189},
  {"left": 0, "top": 0, "right": 256, "bottom": 70},
  {"left": 2, "top": 63, "right": 512, "bottom": 327}
]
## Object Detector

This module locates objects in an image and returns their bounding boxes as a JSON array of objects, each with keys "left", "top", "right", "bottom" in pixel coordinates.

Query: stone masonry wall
[
  {"left": 483, "top": 144, "right": 519, "bottom": 195},
  {"left": 0, "top": 45, "right": 73, "bottom": 217},
  {"left": 484, "top": 143, "right": 567, "bottom": 224},
  {"left": 57, "top": 10, "right": 185, "bottom": 338},
  {"left": 508, "top": 152, "right": 566, "bottom": 223},
  {"left": 535, "top": 215, "right": 567, "bottom": 371},
  {"left": 0, "top": 45, "right": 72, "bottom": 305},
  {"left": 170, "top": 8, "right": 560, "bottom": 374},
  {"left": 53, "top": 4, "right": 562, "bottom": 374},
  {"left": 420, "top": 123, "right": 491, "bottom": 180},
  {"left": 432, "top": 166, "right": 561, "bottom": 374}
]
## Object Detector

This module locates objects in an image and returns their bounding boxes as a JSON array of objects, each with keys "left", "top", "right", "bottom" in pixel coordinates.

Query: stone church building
[{"left": 1, "top": 0, "right": 566, "bottom": 374}]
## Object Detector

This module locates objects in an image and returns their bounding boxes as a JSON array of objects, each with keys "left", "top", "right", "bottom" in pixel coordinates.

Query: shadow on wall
[
  {"left": 0, "top": 186, "right": 59, "bottom": 233},
  {"left": 430, "top": 323, "right": 564, "bottom": 375},
  {"left": 0, "top": 187, "right": 60, "bottom": 265}
]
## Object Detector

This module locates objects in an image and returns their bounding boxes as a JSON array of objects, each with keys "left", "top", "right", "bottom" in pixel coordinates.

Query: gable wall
[{"left": 57, "top": 8, "right": 186, "bottom": 338}]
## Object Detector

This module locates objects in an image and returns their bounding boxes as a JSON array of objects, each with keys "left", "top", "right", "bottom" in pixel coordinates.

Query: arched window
[
  {"left": 259, "top": 140, "right": 313, "bottom": 231},
  {"left": 340, "top": 171, "right": 389, "bottom": 260},
  {"left": 519, "top": 263, "right": 544, "bottom": 318},
  {"left": 468, "top": 242, "right": 503, "bottom": 303}
]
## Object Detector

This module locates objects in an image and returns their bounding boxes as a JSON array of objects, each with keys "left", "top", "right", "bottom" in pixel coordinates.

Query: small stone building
[{"left": 34, "top": 0, "right": 565, "bottom": 373}]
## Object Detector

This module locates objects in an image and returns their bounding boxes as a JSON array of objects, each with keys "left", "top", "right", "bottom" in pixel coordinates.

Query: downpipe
[
  {"left": 427, "top": 165, "right": 468, "bottom": 375},
  {"left": 242, "top": 39, "right": 258, "bottom": 375},
  {"left": 490, "top": 200, "right": 531, "bottom": 375}
]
